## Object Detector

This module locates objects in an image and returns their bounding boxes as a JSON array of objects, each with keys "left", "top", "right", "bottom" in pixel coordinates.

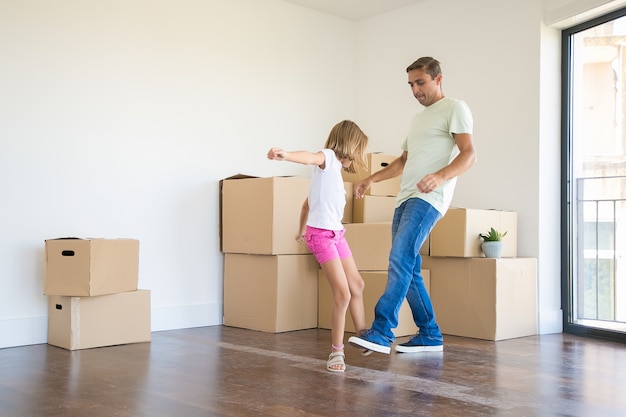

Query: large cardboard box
[
  {"left": 318, "top": 270, "right": 430, "bottom": 337},
  {"left": 47, "top": 290, "right": 151, "bottom": 350},
  {"left": 223, "top": 253, "right": 319, "bottom": 333},
  {"left": 344, "top": 222, "right": 428, "bottom": 268},
  {"left": 352, "top": 195, "right": 396, "bottom": 223},
  {"left": 221, "top": 175, "right": 311, "bottom": 255},
  {"left": 422, "top": 256, "right": 537, "bottom": 341},
  {"left": 344, "top": 222, "right": 391, "bottom": 271},
  {"left": 429, "top": 208, "right": 518, "bottom": 258},
  {"left": 342, "top": 152, "right": 401, "bottom": 196},
  {"left": 44, "top": 238, "right": 139, "bottom": 296},
  {"left": 221, "top": 175, "right": 353, "bottom": 254}
]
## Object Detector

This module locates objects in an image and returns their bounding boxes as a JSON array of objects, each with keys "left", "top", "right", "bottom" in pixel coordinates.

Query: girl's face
[{"left": 339, "top": 157, "right": 353, "bottom": 168}]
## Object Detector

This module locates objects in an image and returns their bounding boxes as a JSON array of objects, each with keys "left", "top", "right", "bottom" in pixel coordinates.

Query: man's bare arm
[{"left": 354, "top": 152, "right": 407, "bottom": 198}]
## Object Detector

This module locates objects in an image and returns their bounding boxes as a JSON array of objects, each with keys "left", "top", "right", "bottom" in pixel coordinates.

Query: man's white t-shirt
[
  {"left": 396, "top": 97, "right": 473, "bottom": 215},
  {"left": 307, "top": 149, "right": 346, "bottom": 231}
]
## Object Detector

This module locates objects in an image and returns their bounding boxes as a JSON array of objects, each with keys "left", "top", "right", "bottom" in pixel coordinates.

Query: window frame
[{"left": 561, "top": 6, "right": 626, "bottom": 342}]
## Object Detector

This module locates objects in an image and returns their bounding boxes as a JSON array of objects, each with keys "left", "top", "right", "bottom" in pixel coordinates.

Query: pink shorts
[{"left": 304, "top": 226, "right": 352, "bottom": 264}]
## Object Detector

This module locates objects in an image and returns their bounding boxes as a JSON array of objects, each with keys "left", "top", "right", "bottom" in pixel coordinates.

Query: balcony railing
[{"left": 575, "top": 176, "right": 626, "bottom": 329}]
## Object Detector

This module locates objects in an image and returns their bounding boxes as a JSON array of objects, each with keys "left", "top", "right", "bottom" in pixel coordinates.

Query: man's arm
[{"left": 354, "top": 152, "right": 407, "bottom": 198}]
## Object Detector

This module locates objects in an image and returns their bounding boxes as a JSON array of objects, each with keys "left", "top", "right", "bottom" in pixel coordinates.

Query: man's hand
[{"left": 417, "top": 173, "right": 444, "bottom": 193}]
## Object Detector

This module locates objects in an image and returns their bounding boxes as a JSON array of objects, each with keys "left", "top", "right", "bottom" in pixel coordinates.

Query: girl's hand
[
  {"left": 295, "top": 234, "right": 305, "bottom": 242},
  {"left": 354, "top": 178, "right": 372, "bottom": 199},
  {"left": 267, "top": 148, "right": 286, "bottom": 160}
]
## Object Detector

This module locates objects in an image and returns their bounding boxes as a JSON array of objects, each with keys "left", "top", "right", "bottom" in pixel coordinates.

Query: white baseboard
[
  {"left": 538, "top": 308, "right": 563, "bottom": 334},
  {"left": 0, "top": 315, "right": 48, "bottom": 349},
  {"left": 150, "top": 302, "right": 223, "bottom": 332}
]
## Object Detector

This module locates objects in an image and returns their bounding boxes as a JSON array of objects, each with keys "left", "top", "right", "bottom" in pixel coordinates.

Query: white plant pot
[{"left": 481, "top": 241, "right": 504, "bottom": 258}]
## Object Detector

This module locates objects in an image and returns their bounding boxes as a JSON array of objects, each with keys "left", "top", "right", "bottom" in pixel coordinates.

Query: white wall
[
  {"left": 1, "top": 0, "right": 615, "bottom": 348},
  {"left": 0, "top": 0, "right": 357, "bottom": 348}
]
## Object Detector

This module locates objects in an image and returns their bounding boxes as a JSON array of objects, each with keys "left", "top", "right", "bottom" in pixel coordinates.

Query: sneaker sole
[
  {"left": 394, "top": 344, "right": 443, "bottom": 353},
  {"left": 348, "top": 336, "right": 391, "bottom": 355}
]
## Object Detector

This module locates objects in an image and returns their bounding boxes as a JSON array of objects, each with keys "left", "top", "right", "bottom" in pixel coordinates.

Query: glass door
[{"left": 562, "top": 8, "right": 626, "bottom": 341}]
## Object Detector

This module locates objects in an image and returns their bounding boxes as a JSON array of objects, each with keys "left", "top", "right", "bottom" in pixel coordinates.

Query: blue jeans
[{"left": 371, "top": 197, "right": 443, "bottom": 343}]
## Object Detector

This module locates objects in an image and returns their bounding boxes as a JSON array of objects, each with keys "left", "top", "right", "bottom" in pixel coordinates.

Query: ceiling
[{"left": 283, "top": 0, "right": 426, "bottom": 21}]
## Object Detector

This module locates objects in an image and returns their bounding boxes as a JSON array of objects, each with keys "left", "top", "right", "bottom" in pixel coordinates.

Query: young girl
[{"left": 267, "top": 120, "right": 368, "bottom": 373}]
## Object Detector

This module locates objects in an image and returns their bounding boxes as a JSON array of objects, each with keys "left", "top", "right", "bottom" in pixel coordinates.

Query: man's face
[{"left": 407, "top": 68, "right": 442, "bottom": 107}]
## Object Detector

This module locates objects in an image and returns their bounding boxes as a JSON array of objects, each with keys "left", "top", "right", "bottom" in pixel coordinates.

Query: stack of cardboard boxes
[
  {"left": 220, "top": 175, "right": 321, "bottom": 333},
  {"left": 220, "top": 153, "right": 538, "bottom": 342},
  {"left": 424, "top": 208, "right": 538, "bottom": 341},
  {"left": 219, "top": 157, "right": 426, "bottom": 337},
  {"left": 339, "top": 152, "right": 538, "bottom": 341},
  {"left": 44, "top": 238, "right": 151, "bottom": 350}
]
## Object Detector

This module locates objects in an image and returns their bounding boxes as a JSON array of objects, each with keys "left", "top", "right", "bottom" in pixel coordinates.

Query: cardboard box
[
  {"left": 429, "top": 208, "right": 518, "bottom": 258},
  {"left": 342, "top": 153, "right": 401, "bottom": 196},
  {"left": 44, "top": 238, "right": 139, "bottom": 296},
  {"left": 344, "top": 222, "right": 391, "bottom": 270},
  {"left": 318, "top": 270, "right": 430, "bottom": 337},
  {"left": 352, "top": 195, "right": 396, "bottom": 223},
  {"left": 344, "top": 222, "right": 428, "bottom": 269},
  {"left": 422, "top": 256, "right": 537, "bottom": 341},
  {"left": 421, "top": 235, "right": 430, "bottom": 256},
  {"left": 221, "top": 175, "right": 312, "bottom": 255},
  {"left": 223, "top": 253, "right": 319, "bottom": 333},
  {"left": 47, "top": 290, "right": 151, "bottom": 350}
]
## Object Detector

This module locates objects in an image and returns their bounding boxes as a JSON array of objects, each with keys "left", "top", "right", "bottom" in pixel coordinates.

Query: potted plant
[{"left": 479, "top": 227, "right": 507, "bottom": 258}]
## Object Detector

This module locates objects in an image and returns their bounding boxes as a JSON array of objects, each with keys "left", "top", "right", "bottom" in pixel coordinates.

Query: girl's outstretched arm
[{"left": 267, "top": 148, "right": 326, "bottom": 168}]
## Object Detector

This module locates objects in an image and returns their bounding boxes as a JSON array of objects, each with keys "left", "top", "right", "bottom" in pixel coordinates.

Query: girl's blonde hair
[{"left": 323, "top": 120, "right": 368, "bottom": 174}]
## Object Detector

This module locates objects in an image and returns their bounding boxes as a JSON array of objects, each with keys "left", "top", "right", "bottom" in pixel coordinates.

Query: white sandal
[{"left": 327, "top": 351, "right": 346, "bottom": 373}]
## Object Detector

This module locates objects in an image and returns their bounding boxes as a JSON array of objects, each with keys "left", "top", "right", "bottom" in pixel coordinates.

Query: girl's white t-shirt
[
  {"left": 397, "top": 97, "right": 473, "bottom": 215},
  {"left": 306, "top": 148, "right": 346, "bottom": 231}
]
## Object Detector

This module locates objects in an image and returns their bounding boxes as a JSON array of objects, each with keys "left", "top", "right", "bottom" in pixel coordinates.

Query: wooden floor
[{"left": 1, "top": 326, "right": 626, "bottom": 417}]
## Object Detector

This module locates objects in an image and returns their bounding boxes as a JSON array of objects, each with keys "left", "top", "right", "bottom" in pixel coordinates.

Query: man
[{"left": 348, "top": 57, "right": 476, "bottom": 354}]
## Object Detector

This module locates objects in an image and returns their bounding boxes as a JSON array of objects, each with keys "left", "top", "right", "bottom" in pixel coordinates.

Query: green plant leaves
[{"left": 479, "top": 227, "right": 507, "bottom": 241}]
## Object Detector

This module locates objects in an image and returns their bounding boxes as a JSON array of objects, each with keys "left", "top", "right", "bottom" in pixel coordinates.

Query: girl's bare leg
[
  {"left": 320, "top": 258, "right": 351, "bottom": 371},
  {"left": 341, "top": 256, "right": 367, "bottom": 333}
]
